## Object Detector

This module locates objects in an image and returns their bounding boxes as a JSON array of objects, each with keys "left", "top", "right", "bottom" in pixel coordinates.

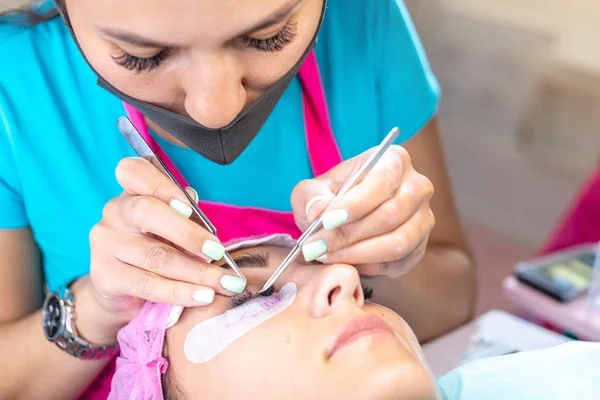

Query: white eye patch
[{"left": 184, "top": 283, "right": 297, "bottom": 363}]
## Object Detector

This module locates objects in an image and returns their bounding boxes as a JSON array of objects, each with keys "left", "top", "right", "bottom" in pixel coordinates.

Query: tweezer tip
[
  {"left": 234, "top": 269, "right": 247, "bottom": 280},
  {"left": 257, "top": 283, "right": 272, "bottom": 294},
  {"left": 259, "top": 285, "right": 275, "bottom": 296}
]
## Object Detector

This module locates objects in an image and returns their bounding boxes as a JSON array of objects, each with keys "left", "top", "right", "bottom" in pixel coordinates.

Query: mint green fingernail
[
  {"left": 169, "top": 199, "right": 193, "bottom": 219},
  {"left": 303, "top": 240, "right": 328, "bottom": 262},
  {"left": 322, "top": 210, "right": 349, "bottom": 230},
  {"left": 193, "top": 289, "right": 215, "bottom": 304},
  {"left": 221, "top": 275, "right": 247, "bottom": 294},
  {"left": 202, "top": 240, "right": 225, "bottom": 261},
  {"left": 316, "top": 254, "right": 329, "bottom": 262}
]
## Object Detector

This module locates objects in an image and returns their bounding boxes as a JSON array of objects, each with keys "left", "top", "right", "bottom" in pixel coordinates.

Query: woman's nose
[
  {"left": 307, "top": 264, "right": 365, "bottom": 319},
  {"left": 182, "top": 53, "right": 246, "bottom": 129}
]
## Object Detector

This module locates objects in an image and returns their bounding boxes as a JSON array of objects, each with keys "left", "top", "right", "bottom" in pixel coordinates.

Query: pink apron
[
  {"left": 79, "top": 50, "right": 343, "bottom": 399},
  {"left": 515, "top": 165, "right": 600, "bottom": 339},
  {"left": 540, "top": 165, "right": 600, "bottom": 255}
]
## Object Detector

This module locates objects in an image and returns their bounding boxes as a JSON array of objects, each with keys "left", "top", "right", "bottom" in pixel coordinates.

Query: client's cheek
[{"left": 184, "top": 283, "right": 297, "bottom": 363}]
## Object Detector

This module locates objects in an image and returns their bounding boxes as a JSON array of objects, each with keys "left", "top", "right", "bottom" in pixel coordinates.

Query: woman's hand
[
  {"left": 88, "top": 157, "right": 246, "bottom": 324},
  {"left": 291, "top": 145, "right": 435, "bottom": 278}
]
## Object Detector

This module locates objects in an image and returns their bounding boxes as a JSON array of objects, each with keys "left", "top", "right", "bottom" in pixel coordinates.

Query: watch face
[{"left": 43, "top": 294, "right": 63, "bottom": 341}]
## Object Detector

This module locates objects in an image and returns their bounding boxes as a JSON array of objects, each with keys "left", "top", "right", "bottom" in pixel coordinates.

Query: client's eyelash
[
  {"left": 363, "top": 286, "right": 374, "bottom": 301},
  {"left": 227, "top": 285, "right": 375, "bottom": 309},
  {"left": 227, "top": 289, "right": 256, "bottom": 309},
  {"left": 242, "top": 21, "right": 298, "bottom": 52}
]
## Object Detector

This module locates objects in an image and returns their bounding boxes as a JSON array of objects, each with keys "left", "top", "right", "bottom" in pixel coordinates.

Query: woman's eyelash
[
  {"left": 113, "top": 20, "right": 296, "bottom": 72},
  {"left": 112, "top": 49, "right": 169, "bottom": 73},
  {"left": 243, "top": 21, "right": 298, "bottom": 52}
]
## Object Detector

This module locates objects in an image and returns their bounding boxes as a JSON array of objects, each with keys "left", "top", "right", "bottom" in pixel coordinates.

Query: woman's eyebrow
[
  {"left": 96, "top": 28, "right": 176, "bottom": 48},
  {"left": 242, "top": 0, "right": 303, "bottom": 34},
  {"left": 97, "top": 0, "right": 303, "bottom": 48}
]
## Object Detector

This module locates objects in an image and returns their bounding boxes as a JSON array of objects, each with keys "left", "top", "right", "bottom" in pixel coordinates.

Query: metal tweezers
[
  {"left": 116, "top": 116, "right": 245, "bottom": 280},
  {"left": 258, "top": 127, "right": 401, "bottom": 293}
]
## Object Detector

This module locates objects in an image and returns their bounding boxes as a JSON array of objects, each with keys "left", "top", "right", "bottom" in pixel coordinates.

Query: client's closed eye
[
  {"left": 226, "top": 286, "right": 275, "bottom": 309},
  {"left": 223, "top": 249, "right": 374, "bottom": 309},
  {"left": 227, "top": 285, "right": 374, "bottom": 309}
]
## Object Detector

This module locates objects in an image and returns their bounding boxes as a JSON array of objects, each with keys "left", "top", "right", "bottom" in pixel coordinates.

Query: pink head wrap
[
  {"left": 109, "top": 234, "right": 295, "bottom": 399},
  {"left": 108, "top": 301, "right": 176, "bottom": 400}
]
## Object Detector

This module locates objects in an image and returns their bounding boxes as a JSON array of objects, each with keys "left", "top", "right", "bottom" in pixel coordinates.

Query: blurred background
[
  {"left": 2, "top": 0, "right": 599, "bottom": 316},
  {"left": 404, "top": 0, "right": 600, "bottom": 315}
]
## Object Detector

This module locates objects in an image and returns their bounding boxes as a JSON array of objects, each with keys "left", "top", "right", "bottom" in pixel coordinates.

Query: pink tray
[{"left": 503, "top": 276, "right": 600, "bottom": 341}]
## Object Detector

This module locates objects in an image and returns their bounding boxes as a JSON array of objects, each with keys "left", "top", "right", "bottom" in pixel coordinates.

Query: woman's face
[
  {"left": 167, "top": 245, "right": 440, "bottom": 400},
  {"left": 65, "top": 0, "right": 323, "bottom": 131}
]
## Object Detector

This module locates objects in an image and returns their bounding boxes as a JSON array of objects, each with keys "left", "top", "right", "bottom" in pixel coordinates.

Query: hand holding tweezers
[
  {"left": 116, "top": 116, "right": 245, "bottom": 280},
  {"left": 258, "top": 127, "right": 401, "bottom": 293}
]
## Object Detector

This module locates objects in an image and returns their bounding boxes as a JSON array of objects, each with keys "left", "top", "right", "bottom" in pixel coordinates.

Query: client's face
[{"left": 167, "top": 245, "right": 439, "bottom": 400}]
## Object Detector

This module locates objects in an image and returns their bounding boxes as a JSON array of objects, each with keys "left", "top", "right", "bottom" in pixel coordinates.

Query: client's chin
[
  {"left": 348, "top": 342, "right": 439, "bottom": 400},
  {"left": 369, "top": 359, "right": 439, "bottom": 400},
  {"left": 346, "top": 305, "right": 440, "bottom": 400}
]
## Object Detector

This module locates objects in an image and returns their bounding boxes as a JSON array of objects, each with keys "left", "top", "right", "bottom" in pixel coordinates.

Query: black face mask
[{"left": 89, "top": 3, "right": 327, "bottom": 165}]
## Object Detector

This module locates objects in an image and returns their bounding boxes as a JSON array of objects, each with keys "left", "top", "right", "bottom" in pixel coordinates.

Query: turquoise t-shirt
[
  {"left": 0, "top": 0, "right": 440, "bottom": 290},
  {"left": 437, "top": 342, "right": 600, "bottom": 399}
]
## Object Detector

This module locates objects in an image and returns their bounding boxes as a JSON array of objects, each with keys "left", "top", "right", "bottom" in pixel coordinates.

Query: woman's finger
[
  {"left": 117, "top": 157, "right": 199, "bottom": 222},
  {"left": 355, "top": 237, "right": 429, "bottom": 278},
  {"left": 317, "top": 147, "right": 408, "bottom": 231},
  {"left": 304, "top": 171, "right": 432, "bottom": 259},
  {"left": 116, "top": 157, "right": 187, "bottom": 201},
  {"left": 113, "top": 195, "right": 225, "bottom": 262},
  {"left": 291, "top": 147, "right": 391, "bottom": 230},
  {"left": 313, "top": 206, "right": 434, "bottom": 265},
  {"left": 107, "top": 232, "right": 245, "bottom": 295},
  {"left": 92, "top": 256, "right": 222, "bottom": 307}
]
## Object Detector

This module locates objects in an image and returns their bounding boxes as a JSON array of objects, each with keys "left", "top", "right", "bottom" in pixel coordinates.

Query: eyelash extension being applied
[{"left": 227, "top": 289, "right": 257, "bottom": 309}]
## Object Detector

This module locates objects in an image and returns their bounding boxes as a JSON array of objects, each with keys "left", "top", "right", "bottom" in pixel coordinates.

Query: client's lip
[{"left": 327, "top": 314, "right": 394, "bottom": 358}]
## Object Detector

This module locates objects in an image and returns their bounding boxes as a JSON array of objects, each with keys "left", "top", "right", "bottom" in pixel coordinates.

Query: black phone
[{"left": 515, "top": 244, "right": 596, "bottom": 303}]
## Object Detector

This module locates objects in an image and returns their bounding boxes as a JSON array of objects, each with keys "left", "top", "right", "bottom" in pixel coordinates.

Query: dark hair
[
  {"left": 0, "top": 0, "right": 69, "bottom": 27},
  {"left": 162, "top": 333, "right": 183, "bottom": 400}
]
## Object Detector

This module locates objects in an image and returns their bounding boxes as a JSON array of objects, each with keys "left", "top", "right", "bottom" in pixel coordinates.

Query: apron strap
[{"left": 297, "top": 51, "right": 343, "bottom": 176}]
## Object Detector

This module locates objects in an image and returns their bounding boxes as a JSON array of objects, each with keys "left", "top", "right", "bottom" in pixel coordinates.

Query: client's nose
[{"left": 308, "top": 264, "right": 364, "bottom": 319}]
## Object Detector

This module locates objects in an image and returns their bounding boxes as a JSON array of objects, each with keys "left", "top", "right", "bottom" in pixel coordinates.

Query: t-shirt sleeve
[
  {"left": 374, "top": 0, "right": 441, "bottom": 143},
  {"left": 0, "top": 88, "right": 28, "bottom": 229}
]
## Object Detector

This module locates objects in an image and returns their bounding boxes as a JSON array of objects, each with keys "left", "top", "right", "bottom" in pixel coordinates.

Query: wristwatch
[{"left": 42, "top": 283, "right": 119, "bottom": 360}]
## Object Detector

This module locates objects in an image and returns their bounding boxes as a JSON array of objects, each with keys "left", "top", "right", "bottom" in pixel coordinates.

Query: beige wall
[
  {"left": 1, "top": 1, "right": 30, "bottom": 10},
  {"left": 2, "top": 0, "right": 30, "bottom": 5},
  {"left": 408, "top": 0, "right": 600, "bottom": 247}
]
